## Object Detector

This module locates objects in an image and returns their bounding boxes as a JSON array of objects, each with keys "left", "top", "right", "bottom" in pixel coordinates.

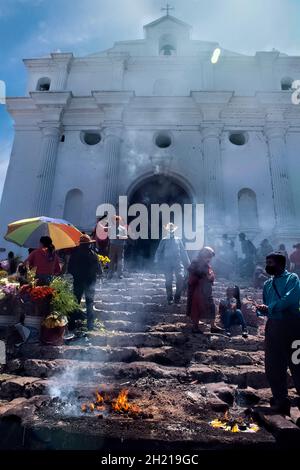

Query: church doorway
[{"left": 126, "top": 174, "right": 193, "bottom": 270}]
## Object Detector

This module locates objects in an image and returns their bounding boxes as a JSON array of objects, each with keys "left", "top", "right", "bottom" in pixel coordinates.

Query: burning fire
[
  {"left": 81, "top": 389, "right": 141, "bottom": 417},
  {"left": 111, "top": 389, "right": 140, "bottom": 414},
  {"left": 210, "top": 411, "right": 259, "bottom": 433}
]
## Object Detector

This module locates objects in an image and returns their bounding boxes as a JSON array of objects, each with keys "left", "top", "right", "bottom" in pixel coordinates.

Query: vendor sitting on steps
[{"left": 219, "top": 285, "right": 248, "bottom": 338}]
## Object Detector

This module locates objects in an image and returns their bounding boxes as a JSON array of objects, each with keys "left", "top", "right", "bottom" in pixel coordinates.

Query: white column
[
  {"left": 265, "top": 125, "right": 296, "bottom": 231},
  {"left": 102, "top": 126, "right": 123, "bottom": 206},
  {"left": 255, "top": 51, "right": 279, "bottom": 91},
  {"left": 201, "top": 125, "right": 225, "bottom": 232},
  {"left": 33, "top": 125, "right": 61, "bottom": 216},
  {"left": 52, "top": 65, "right": 68, "bottom": 91},
  {"left": 111, "top": 58, "right": 125, "bottom": 90},
  {"left": 51, "top": 53, "right": 73, "bottom": 91}
]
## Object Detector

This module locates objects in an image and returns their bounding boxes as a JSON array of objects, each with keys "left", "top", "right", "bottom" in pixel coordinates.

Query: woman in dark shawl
[{"left": 187, "top": 246, "right": 222, "bottom": 334}]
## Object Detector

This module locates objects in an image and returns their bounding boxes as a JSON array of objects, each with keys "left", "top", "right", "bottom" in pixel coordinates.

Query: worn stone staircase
[{"left": 0, "top": 272, "right": 299, "bottom": 450}]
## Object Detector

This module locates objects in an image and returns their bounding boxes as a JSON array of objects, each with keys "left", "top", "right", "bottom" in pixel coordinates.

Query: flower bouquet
[
  {"left": 0, "top": 270, "right": 8, "bottom": 279},
  {"left": 19, "top": 284, "right": 54, "bottom": 317},
  {"left": 0, "top": 277, "right": 21, "bottom": 326},
  {"left": 98, "top": 254, "right": 110, "bottom": 269},
  {"left": 98, "top": 254, "right": 110, "bottom": 279}
]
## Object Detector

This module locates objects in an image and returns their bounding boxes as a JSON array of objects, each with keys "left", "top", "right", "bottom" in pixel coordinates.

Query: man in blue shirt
[{"left": 257, "top": 252, "right": 300, "bottom": 416}]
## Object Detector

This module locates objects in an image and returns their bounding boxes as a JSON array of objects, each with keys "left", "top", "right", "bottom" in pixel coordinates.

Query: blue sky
[{"left": 0, "top": 0, "right": 300, "bottom": 197}]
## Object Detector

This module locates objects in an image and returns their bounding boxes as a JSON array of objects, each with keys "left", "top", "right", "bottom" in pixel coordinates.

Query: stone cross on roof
[{"left": 161, "top": 3, "right": 174, "bottom": 16}]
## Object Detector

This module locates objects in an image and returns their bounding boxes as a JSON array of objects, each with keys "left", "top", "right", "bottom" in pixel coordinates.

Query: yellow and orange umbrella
[{"left": 4, "top": 216, "right": 83, "bottom": 250}]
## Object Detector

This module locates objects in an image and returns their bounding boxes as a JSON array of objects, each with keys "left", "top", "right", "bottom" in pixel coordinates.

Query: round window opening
[
  {"left": 229, "top": 132, "right": 247, "bottom": 146},
  {"left": 81, "top": 131, "right": 101, "bottom": 146},
  {"left": 155, "top": 133, "right": 172, "bottom": 148}
]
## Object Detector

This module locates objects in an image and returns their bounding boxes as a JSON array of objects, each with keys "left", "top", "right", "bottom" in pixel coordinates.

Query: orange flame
[
  {"left": 89, "top": 403, "right": 95, "bottom": 412},
  {"left": 81, "top": 403, "right": 87, "bottom": 413},
  {"left": 95, "top": 391, "right": 104, "bottom": 404},
  {"left": 111, "top": 389, "right": 140, "bottom": 414},
  {"left": 81, "top": 390, "right": 141, "bottom": 414},
  {"left": 81, "top": 388, "right": 140, "bottom": 416}
]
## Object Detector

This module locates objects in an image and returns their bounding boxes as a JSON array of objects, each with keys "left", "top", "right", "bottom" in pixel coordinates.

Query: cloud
[
  {"left": 0, "top": 0, "right": 45, "bottom": 18},
  {"left": 10, "top": 0, "right": 157, "bottom": 58},
  {"left": 4, "top": 0, "right": 300, "bottom": 61}
]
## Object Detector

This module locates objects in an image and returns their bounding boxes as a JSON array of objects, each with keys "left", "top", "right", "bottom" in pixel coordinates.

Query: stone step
[
  {"left": 94, "top": 301, "right": 158, "bottom": 312},
  {"left": 0, "top": 362, "right": 191, "bottom": 398},
  {"left": 102, "top": 320, "right": 150, "bottom": 332},
  {"left": 88, "top": 331, "right": 188, "bottom": 347},
  {"left": 189, "top": 364, "right": 269, "bottom": 389},
  {"left": 209, "top": 334, "right": 265, "bottom": 352},
  {"left": 0, "top": 374, "right": 43, "bottom": 399},
  {"left": 97, "top": 273, "right": 256, "bottom": 288},
  {"left": 95, "top": 283, "right": 258, "bottom": 300},
  {"left": 148, "top": 322, "right": 187, "bottom": 333},
  {"left": 95, "top": 294, "right": 174, "bottom": 303},
  {"left": 96, "top": 286, "right": 258, "bottom": 298},
  {"left": 93, "top": 309, "right": 187, "bottom": 323},
  {"left": 96, "top": 285, "right": 166, "bottom": 296},
  {"left": 19, "top": 344, "right": 129, "bottom": 361},
  {"left": 16, "top": 341, "right": 189, "bottom": 365},
  {"left": 16, "top": 333, "right": 264, "bottom": 371},
  {"left": 1, "top": 361, "right": 293, "bottom": 401},
  {"left": 94, "top": 301, "right": 187, "bottom": 314},
  {"left": 193, "top": 349, "right": 264, "bottom": 366},
  {"left": 0, "top": 365, "right": 220, "bottom": 399},
  {"left": 97, "top": 282, "right": 230, "bottom": 291},
  {"left": 19, "top": 348, "right": 188, "bottom": 378},
  {"left": 102, "top": 319, "right": 187, "bottom": 333}
]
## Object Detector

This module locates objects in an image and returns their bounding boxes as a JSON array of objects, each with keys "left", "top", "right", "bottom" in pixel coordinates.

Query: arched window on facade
[
  {"left": 238, "top": 188, "right": 259, "bottom": 229},
  {"left": 36, "top": 77, "right": 51, "bottom": 91},
  {"left": 281, "top": 77, "right": 293, "bottom": 91},
  {"left": 160, "top": 44, "right": 176, "bottom": 56},
  {"left": 63, "top": 189, "right": 83, "bottom": 228},
  {"left": 159, "top": 34, "right": 177, "bottom": 56}
]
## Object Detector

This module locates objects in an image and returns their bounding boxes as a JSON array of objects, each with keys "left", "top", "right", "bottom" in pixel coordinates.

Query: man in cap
[
  {"left": 154, "top": 223, "right": 190, "bottom": 304},
  {"left": 68, "top": 234, "right": 102, "bottom": 330},
  {"left": 257, "top": 251, "right": 300, "bottom": 415}
]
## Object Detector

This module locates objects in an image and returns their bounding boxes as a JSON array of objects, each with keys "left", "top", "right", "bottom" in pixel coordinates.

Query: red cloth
[
  {"left": 26, "top": 248, "right": 61, "bottom": 276},
  {"left": 187, "top": 261, "right": 215, "bottom": 324}
]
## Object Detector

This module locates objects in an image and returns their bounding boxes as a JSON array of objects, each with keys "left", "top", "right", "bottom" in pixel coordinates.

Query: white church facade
[{"left": 1, "top": 13, "right": 300, "bottom": 251}]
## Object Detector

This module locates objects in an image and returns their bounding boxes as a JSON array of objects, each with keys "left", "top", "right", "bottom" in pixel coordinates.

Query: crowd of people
[
  {"left": 182, "top": 244, "right": 300, "bottom": 416},
  {"left": 1, "top": 218, "right": 300, "bottom": 417},
  {"left": 214, "top": 232, "right": 300, "bottom": 288}
]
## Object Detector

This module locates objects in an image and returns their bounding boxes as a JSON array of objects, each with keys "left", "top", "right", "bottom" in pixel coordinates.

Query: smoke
[{"left": 47, "top": 365, "right": 93, "bottom": 416}]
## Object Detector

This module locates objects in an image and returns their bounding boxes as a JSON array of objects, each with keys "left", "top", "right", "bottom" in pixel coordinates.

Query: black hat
[{"left": 266, "top": 251, "right": 286, "bottom": 268}]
